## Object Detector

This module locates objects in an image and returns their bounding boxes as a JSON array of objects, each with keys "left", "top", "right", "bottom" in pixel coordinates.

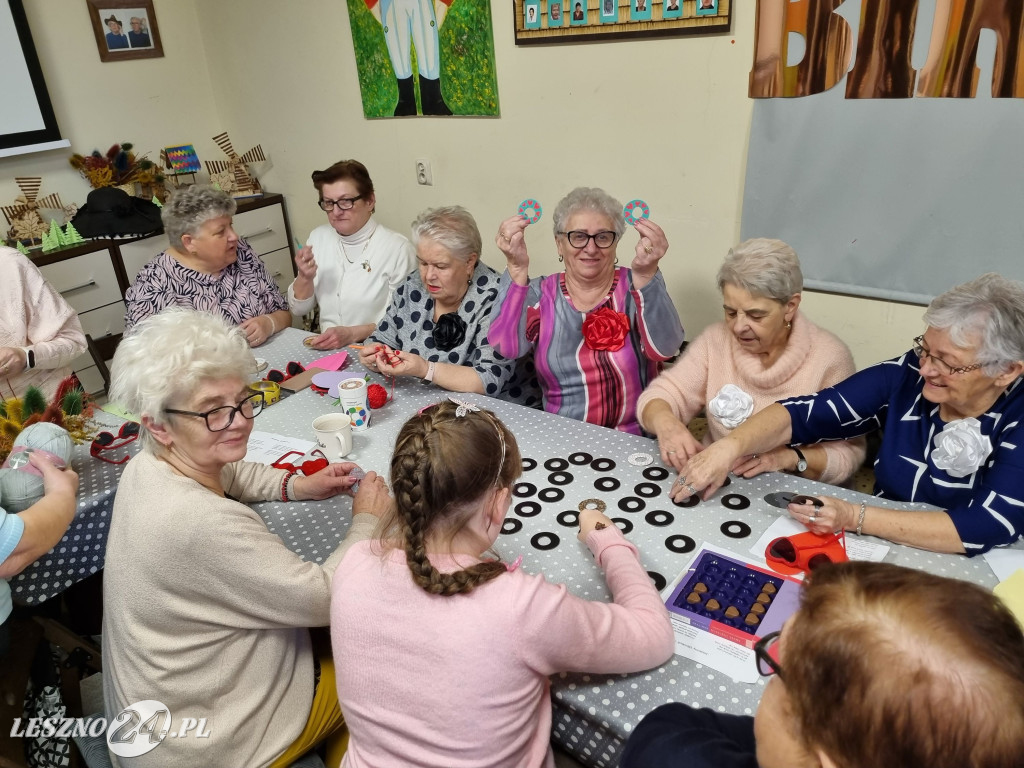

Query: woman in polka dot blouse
[{"left": 360, "top": 206, "right": 520, "bottom": 398}]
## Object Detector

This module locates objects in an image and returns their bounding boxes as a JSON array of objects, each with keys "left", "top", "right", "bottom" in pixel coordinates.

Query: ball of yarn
[
  {"left": 0, "top": 423, "right": 74, "bottom": 513},
  {"left": 14, "top": 422, "right": 74, "bottom": 460},
  {"left": 367, "top": 383, "right": 389, "bottom": 409},
  {"left": 0, "top": 467, "right": 43, "bottom": 513}
]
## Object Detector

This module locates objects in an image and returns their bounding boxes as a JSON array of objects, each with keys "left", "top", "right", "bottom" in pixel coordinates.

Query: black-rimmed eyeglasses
[
  {"left": 912, "top": 336, "right": 984, "bottom": 376},
  {"left": 558, "top": 230, "right": 617, "bottom": 249},
  {"left": 754, "top": 630, "right": 783, "bottom": 678},
  {"left": 318, "top": 196, "right": 363, "bottom": 212},
  {"left": 164, "top": 391, "right": 265, "bottom": 432}
]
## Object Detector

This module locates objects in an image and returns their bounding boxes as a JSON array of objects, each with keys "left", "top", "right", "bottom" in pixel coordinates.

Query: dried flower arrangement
[
  {"left": 69, "top": 142, "right": 165, "bottom": 196},
  {"left": 0, "top": 377, "right": 96, "bottom": 463}
]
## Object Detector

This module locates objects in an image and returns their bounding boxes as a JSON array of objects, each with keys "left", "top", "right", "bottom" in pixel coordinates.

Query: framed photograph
[
  {"left": 548, "top": 0, "right": 563, "bottom": 27},
  {"left": 86, "top": 0, "right": 163, "bottom": 62},
  {"left": 515, "top": 0, "right": 730, "bottom": 44}
]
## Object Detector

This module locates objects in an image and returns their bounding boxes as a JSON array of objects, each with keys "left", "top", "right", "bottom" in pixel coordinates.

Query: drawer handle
[
  {"left": 60, "top": 279, "right": 97, "bottom": 295},
  {"left": 241, "top": 226, "right": 274, "bottom": 239},
  {"left": 271, "top": 270, "right": 283, "bottom": 278}
]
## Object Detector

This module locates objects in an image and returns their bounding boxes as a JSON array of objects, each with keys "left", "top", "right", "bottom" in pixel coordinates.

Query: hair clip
[
  {"left": 448, "top": 395, "right": 480, "bottom": 417},
  {"left": 505, "top": 554, "right": 523, "bottom": 572}
]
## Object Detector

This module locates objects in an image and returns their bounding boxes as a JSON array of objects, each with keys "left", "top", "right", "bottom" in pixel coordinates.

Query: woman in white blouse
[{"left": 288, "top": 160, "right": 416, "bottom": 350}]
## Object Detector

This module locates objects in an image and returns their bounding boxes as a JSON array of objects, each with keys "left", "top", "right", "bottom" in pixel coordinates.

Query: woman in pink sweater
[
  {"left": 330, "top": 399, "right": 675, "bottom": 768},
  {"left": 637, "top": 239, "right": 864, "bottom": 500}
]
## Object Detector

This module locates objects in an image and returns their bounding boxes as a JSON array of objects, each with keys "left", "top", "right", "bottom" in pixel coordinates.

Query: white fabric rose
[
  {"left": 708, "top": 384, "right": 755, "bottom": 430},
  {"left": 930, "top": 417, "right": 992, "bottom": 478}
]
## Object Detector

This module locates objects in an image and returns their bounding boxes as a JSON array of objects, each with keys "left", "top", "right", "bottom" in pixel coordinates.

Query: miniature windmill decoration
[
  {"left": 204, "top": 132, "right": 266, "bottom": 199},
  {"left": 2, "top": 177, "right": 63, "bottom": 246}
]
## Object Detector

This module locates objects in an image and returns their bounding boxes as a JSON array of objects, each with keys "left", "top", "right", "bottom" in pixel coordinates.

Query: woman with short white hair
[
  {"left": 359, "top": 205, "right": 519, "bottom": 398},
  {"left": 125, "top": 185, "right": 290, "bottom": 347},
  {"left": 103, "top": 307, "right": 388, "bottom": 767},
  {"left": 680, "top": 272, "right": 1024, "bottom": 555},
  {"left": 638, "top": 238, "right": 864, "bottom": 489}
]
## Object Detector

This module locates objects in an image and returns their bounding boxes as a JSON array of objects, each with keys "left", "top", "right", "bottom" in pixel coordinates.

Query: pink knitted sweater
[
  {"left": 331, "top": 526, "right": 675, "bottom": 768},
  {"left": 636, "top": 311, "right": 864, "bottom": 484}
]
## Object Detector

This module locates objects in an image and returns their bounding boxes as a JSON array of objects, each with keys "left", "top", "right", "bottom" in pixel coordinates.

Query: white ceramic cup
[
  {"left": 312, "top": 413, "right": 353, "bottom": 461},
  {"left": 337, "top": 377, "right": 371, "bottom": 432}
]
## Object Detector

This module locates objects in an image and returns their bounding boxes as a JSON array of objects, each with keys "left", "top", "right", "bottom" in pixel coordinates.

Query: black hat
[{"left": 71, "top": 187, "right": 163, "bottom": 238}]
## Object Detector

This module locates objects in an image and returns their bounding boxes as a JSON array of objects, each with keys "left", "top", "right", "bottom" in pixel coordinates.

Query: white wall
[
  {"left": 0, "top": 1, "right": 222, "bottom": 224},
  {"left": 1, "top": 0, "right": 928, "bottom": 368}
]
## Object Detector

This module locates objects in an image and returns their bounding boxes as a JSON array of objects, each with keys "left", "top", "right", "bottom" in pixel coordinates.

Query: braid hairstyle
[{"left": 382, "top": 401, "right": 522, "bottom": 596}]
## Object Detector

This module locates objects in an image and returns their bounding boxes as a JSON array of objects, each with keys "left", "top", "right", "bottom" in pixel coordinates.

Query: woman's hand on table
[
  {"left": 295, "top": 245, "right": 318, "bottom": 281},
  {"left": 309, "top": 326, "right": 356, "bottom": 350},
  {"left": 731, "top": 446, "right": 794, "bottom": 478},
  {"left": 0, "top": 346, "right": 26, "bottom": 375},
  {"left": 353, "top": 471, "right": 391, "bottom": 518},
  {"left": 495, "top": 214, "right": 532, "bottom": 285},
  {"left": 293, "top": 462, "right": 359, "bottom": 501},
  {"left": 239, "top": 316, "right": 274, "bottom": 347},
  {"left": 788, "top": 495, "right": 857, "bottom": 535},
  {"left": 578, "top": 508, "right": 616, "bottom": 542},
  {"left": 653, "top": 415, "right": 704, "bottom": 473},
  {"left": 630, "top": 218, "right": 669, "bottom": 290},
  {"left": 672, "top": 441, "right": 739, "bottom": 502}
]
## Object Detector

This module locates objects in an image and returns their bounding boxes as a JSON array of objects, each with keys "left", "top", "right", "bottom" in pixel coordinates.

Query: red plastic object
[{"left": 765, "top": 530, "right": 849, "bottom": 576}]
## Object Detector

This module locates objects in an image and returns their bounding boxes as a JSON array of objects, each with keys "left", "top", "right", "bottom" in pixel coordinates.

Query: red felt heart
[{"left": 301, "top": 458, "right": 329, "bottom": 475}]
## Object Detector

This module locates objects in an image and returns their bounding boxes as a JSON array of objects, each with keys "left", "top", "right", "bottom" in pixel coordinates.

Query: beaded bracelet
[
  {"left": 281, "top": 470, "right": 299, "bottom": 502},
  {"left": 856, "top": 501, "right": 867, "bottom": 536}
]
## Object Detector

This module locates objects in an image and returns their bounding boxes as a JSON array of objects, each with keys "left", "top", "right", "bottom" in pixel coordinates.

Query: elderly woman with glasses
[
  {"left": 488, "top": 187, "right": 684, "bottom": 434},
  {"left": 678, "top": 273, "right": 1024, "bottom": 555},
  {"left": 125, "top": 185, "right": 290, "bottom": 347},
  {"left": 103, "top": 307, "right": 389, "bottom": 768},
  {"left": 289, "top": 160, "right": 416, "bottom": 350},
  {"left": 359, "top": 206, "right": 522, "bottom": 398},
  {"left": 620, "top": 561, "right": 1024, "bottom": 768},
  {"left": 638, "top": 239, "right": 864, "bottom": 490}
]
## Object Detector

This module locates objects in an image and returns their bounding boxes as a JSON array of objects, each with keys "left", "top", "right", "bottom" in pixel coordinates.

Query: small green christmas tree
[
  {"left": 63, "top": 222, "right": 85, "bottom": 244},
  {"left": 48, "top": 219, "right": 65, "bottom": 247},
  {"left": 152, "top": 197, "right": 163, "bottom": 208},
  {"left": 40, "top": 229, "right": 56, "bottom": 252},
  {"left": 15, "top": 240, "right": 31, "bottom": 256}
]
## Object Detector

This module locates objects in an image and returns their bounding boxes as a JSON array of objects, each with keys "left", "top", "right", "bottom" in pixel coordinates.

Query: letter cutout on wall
[
  {"left": 916, "top": 0, "right": 1024, "bottom": 97},
  {"left": 750, "top": 0, "right": 854, "bottom": 97},
  {"left": 845, "top": 0, "right": 920, "bottom": 98}
]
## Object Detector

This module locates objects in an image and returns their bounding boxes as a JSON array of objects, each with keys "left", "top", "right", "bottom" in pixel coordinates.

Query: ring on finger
[{"left": 686, "top": 484, "right": 698, "bottom": 495}]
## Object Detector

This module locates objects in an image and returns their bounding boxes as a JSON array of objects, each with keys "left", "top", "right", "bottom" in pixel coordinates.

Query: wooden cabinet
[{"left": 30, "top": 194, "right": 296, "bottom": 394}]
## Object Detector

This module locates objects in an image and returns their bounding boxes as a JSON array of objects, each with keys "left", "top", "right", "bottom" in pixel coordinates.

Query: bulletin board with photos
[{"left": 514, "top": 0, "right": 729, "bottom": 45}]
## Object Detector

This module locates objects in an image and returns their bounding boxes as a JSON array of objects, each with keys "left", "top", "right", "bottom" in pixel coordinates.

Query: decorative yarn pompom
[{"left": 367, "top": 383, "right": 389, "bottom": 409}]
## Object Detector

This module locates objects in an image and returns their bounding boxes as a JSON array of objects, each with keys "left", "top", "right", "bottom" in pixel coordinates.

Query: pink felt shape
[{"left": 309, "top": 350, "right": 349, "bottom": 371}]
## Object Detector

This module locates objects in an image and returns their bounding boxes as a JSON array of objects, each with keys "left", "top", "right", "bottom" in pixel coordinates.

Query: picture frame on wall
[
  {"left": 86, "top": 0, "right": 163, "bottom": 62},
  {"left": 514, "top": 0, "right": 730, "bottom": 44}
]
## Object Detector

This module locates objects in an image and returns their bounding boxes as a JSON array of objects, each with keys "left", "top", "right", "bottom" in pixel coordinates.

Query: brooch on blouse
[{"left": 361, "top": 260, "right": 371, "bottom": 273}]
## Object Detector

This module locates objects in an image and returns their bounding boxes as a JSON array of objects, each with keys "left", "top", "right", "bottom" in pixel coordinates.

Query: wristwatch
[{"left": 791, "top": 446, "right": 808, "bottom": 474}]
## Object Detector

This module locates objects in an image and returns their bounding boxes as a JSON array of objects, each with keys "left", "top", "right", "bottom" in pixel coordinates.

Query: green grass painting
[{"left": 346, "top": 0, "right": 500, "bottom": 117}]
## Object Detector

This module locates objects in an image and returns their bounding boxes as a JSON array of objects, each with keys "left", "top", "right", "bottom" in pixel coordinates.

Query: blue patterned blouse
[
  {"left": 782, "top": 350, "right": 1024, "bottom": 554},
  {"left": 124, "top": 239, "right": 287, "bottom": 331}
]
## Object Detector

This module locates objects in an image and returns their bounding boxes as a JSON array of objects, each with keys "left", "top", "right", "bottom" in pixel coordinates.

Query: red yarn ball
[{"left": 367, "top": 383, "right": 389, "bottom": 409}]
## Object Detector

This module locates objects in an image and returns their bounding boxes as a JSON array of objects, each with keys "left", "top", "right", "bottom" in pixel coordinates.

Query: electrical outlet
[{"left": 415, "top": 159, "right": 433, "bottom": 186}]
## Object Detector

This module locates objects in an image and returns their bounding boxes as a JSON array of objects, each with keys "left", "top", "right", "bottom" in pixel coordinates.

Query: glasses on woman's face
[
  {"left": 318, "top": 195, "right": 363, "bottom": 212},
  {"left": 754, "top": 630, "right": 784, "bottom": 678},
  {"left": 558, "top": 230, "right": 617, "bottom": 249},
  {"left": 912, "top": 336, "right": 984, "bottom": 376},
  {"left": 164, "top": 391, "right": 265, "bottom": 432}
]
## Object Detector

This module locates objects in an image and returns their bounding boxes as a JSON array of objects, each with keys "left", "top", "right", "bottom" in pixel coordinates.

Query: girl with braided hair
[{"left": 330, "top": 399, "right": 675, "bottom": 767}]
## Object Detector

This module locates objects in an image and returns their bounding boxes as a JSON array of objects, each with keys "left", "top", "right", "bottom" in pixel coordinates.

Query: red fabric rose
[{"left": 582, "top": 307, "right": 631, "bottom": 351}]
